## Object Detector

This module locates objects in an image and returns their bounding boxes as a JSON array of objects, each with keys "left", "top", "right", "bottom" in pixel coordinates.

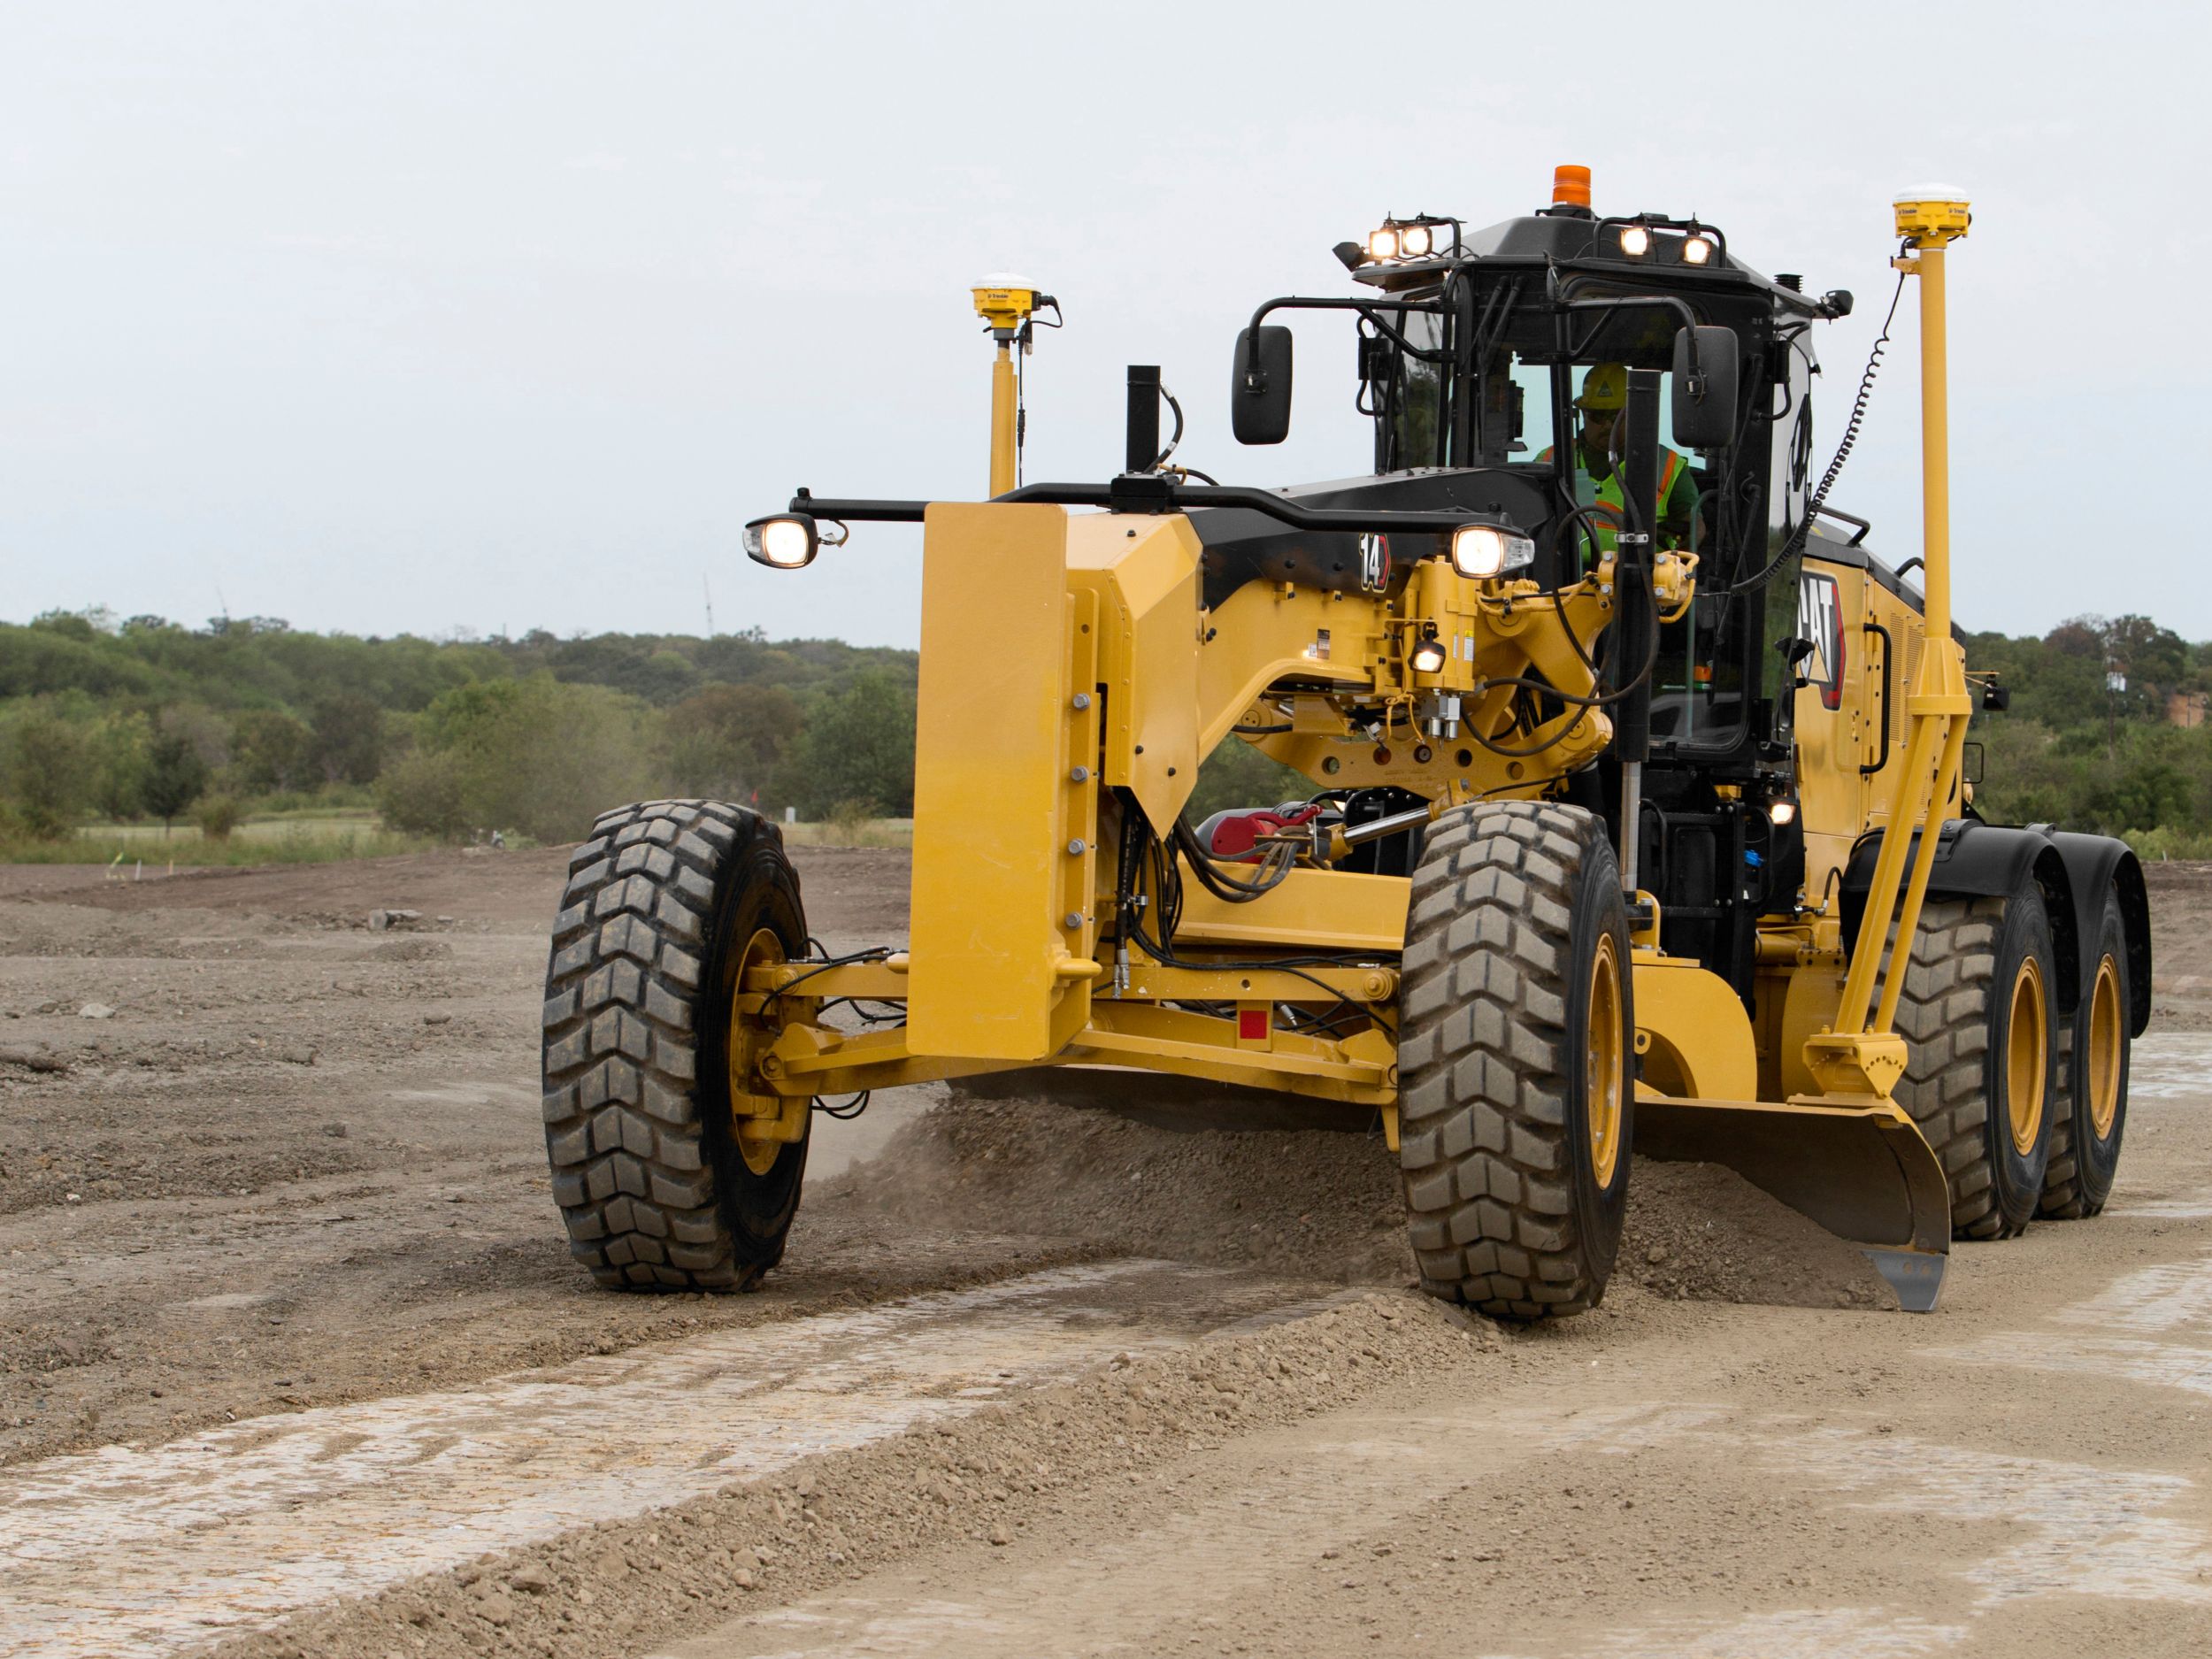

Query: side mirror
[
  {"left": 1671, "top": 325, "right": 1739, "bottom": 450},
  {"left": 1232, "top": 325, "right": 1294, "bottom": 445}
]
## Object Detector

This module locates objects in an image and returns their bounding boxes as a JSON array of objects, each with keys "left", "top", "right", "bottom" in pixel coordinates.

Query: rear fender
[
  {"left": 2043, "top": 830, "right": 2153, "bottom": 1036},
  {"left": 1839, "top": 821, "right": 2078, "bottom": 1010}
]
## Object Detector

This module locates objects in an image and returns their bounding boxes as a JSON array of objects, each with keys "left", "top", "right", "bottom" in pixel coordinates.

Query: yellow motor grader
[{"left": 541, "top": 170, "right": 2150, "bottom": 1315}]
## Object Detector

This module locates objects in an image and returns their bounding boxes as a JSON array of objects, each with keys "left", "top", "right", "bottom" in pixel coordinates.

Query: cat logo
[
  {"left": 1797, "top": 571, "right": 1844, "bottom": 710},
  {"left": 1358, "top": 534, "right": 1391, "bottom": 594}
]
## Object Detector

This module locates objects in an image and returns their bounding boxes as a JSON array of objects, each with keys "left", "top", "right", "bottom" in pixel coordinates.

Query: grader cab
[{"left": 542, "top": 170, "right": 2150, "bottom": 1316}]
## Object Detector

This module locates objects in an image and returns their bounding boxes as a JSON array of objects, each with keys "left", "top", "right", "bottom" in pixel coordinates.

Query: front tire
[
  {"left": 1397, "top": 802, "right": 1632, "bottom": 1318},
  {"left": 2041, "top": 890, "right": 2132, "bottom": 1218},
  {"left": 542, "top": 801, "right": 810, "bottom": 1290},
  {"left": 1892, "top": 886, "right": 2056, "bottom": 1240}
]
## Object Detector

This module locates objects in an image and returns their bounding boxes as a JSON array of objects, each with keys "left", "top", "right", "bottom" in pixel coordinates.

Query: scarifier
[{"left": 542, "top": 175, "right": 2150, "bottom": 1315}]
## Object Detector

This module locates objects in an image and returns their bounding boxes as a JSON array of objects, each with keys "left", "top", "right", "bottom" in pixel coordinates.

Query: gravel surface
[{"left": 3, "top": 845, "right": 2209, "bottom": 1657}]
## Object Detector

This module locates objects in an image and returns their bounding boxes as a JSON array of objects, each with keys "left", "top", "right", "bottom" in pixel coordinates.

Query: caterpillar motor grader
[{"left": 541, "top": 168, "right": 2150, "bottom": 1316}]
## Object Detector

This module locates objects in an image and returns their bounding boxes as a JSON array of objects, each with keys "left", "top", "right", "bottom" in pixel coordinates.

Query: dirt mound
[
  {"left": 830, "top": 1090, "right": 1895, "bottom": 1310},
  {"left": 1622, "top": 1159, "right": 1896, "bottom": 1309},
  {"left": 829, "top": 1091, "right": 1414, "bottom": 1286}
]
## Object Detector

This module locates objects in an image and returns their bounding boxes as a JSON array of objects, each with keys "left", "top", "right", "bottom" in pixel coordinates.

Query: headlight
[
  {"left": 1768, "top": 798, "right": 1798, "bottom": 827},
  {"left": 1682, "top": 234, "right": 1715, "bottom": 266},
  {"left": 1449, "top": 525, "right": 1535, "bottom": 579},
  {"left": 743, "top": 513, "right": 820, "bottom": 570},
  {"left": 1407, "top": 625, "right": 1447, "bottom": 675},
  {"left": 1366, "top": 227, "right": 1400, "bottom": 261},
  {"left": 1618, "top": 225, "right": 1651, "bottom": 257},
  {"left": 1399, "top": 223, "right": 1433, "bottom": 257}
]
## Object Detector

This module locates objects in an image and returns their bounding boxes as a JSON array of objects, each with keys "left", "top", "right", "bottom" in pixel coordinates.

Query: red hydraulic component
[{"left": 1194, "top": 803, "right": 1325, "bottom": 864}]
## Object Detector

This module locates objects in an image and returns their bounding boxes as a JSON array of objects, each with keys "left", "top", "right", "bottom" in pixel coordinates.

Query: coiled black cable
[{"left": 1456, "top": 480, "right": 1664, "bottom": 758}]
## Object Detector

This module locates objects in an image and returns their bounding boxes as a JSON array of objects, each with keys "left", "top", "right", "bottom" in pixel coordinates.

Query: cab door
[{"left": 1793, "top": 555, "right": 1871, "bottom": 910}]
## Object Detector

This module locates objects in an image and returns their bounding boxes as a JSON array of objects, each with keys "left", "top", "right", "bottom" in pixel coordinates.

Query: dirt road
[{"left": 2, "top": 849, "right": 2209, "bottom": 1656}]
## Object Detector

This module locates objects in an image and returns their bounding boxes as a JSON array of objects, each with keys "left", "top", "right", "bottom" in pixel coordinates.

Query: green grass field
[
  {"left": 779, "top": 817, "right": 913, "bottom": 849},
  {"left": 0, "top": 810, "right": 430, "bottom": 866}
]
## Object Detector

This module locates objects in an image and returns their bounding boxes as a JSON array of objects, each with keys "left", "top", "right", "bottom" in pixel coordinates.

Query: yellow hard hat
[{"left": 1576, "top": 363, "right": 1629, "bottom": 411}]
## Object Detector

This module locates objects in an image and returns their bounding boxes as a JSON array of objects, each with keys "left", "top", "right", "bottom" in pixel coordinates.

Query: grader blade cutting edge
[{"left": 1634, "top": 1096, "right": 1952, "bottom": 1311}]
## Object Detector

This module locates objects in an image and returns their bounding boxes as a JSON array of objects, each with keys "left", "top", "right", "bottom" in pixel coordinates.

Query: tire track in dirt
[
  {"left": 648, "top": 1402, "right": 2212, "bottom": 1659},
  {"left": 0, "top": 1262, "right": 1327, "bottom": 1659}
]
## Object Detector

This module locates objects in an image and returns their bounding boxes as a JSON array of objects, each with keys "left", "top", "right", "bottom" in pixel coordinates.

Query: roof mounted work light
[{"left": 1361, "top": 215, "right": 1456, "bottom": 265}]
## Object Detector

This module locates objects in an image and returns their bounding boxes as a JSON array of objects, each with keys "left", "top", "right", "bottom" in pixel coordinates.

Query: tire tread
[
  {"left": 543, "top": 800, "right": 767, "bottom": 1290},
  {"left": 1399, "top": 802, "right": 1617, "bottom": 1317}
]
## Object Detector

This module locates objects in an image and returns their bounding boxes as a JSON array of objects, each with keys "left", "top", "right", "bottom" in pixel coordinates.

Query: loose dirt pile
[
  {"left": 829, "top": 1088, "right": 1416, "bottom": 1286},
  {"left": 1619, "top": 1160, "right": 1893, "bottom": 1309},
  {"left": 829, "top": 1089, "right": 1894, "bottom": 1310}
]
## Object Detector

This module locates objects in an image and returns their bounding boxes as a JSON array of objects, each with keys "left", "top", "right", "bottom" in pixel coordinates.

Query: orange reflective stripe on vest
[{"left": 1542, "top": 446, "right": 1685, "bottom": 571}]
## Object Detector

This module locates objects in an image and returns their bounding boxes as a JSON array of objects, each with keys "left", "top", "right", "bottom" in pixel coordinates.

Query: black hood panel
[{"left": 1188, "top": 468, "right": 1555, "bottom": 609}]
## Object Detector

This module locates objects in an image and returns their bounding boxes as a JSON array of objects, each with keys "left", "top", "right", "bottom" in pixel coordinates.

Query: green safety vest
[{"left": 1539, "top": 444, "right": 1693, "bottom": 570}]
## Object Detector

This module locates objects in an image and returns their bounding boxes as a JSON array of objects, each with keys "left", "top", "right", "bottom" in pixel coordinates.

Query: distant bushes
[
  {"left": 786, "top": 672, "right": 916, "bottom": 819},
  {"left": 665, "top": 682, "right": 801, "bottom": 803},
  {"left": 2, "top": 710, "right": 93, "bottom": 839},
  {"left": 388, "top": 677, "right": 663, "bottom": 844},
  {"left": 0, "top": 612, "right": 924, "bottom": 847},
  {"left": 6, "top": 605, "right": 2212, "bottom": 853},
  {"left": 194, "top": 795, "right": 243, "bottom": 841},
  {"left": 375, "top": 749, "right": 471, "bottom": 841}
]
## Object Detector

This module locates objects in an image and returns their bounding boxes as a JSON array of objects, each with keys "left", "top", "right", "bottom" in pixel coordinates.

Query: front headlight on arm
[
  {"left": 1450, "top": 525, "right": 1536, "bottom": 579},
  {"left": 743, "top": 514, "right": 821, "bottom": 570}
]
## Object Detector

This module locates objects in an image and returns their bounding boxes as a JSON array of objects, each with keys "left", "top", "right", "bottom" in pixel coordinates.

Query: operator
[{"left": 1540, "top": 362, "right": 1699, "bottom": 569}]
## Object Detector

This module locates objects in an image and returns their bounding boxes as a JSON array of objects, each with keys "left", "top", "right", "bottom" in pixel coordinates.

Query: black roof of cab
[{"left": 1351, "top": 210, "right": 1835, "bottom": 322}]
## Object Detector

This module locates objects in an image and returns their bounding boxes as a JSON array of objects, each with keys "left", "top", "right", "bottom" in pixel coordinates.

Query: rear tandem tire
[
  {"left": 1396, "top": 801, "right": 1633, "bottom": 1319},
  {"left": 2040, "top": 889, "right": 2132, "bottom": 1218},
  {"left": 541, "top": 800, "right": 810, "bottom": 1291},
  {"left": 1892, "top": 886, "right": 2057, "bottom": 1240}
]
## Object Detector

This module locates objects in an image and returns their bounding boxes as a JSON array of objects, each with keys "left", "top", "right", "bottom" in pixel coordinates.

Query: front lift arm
[{"left": 734, "top": 488, "right": 1678, "bottom": 1135}]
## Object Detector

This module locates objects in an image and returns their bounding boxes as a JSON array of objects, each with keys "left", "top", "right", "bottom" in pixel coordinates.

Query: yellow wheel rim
[
  {"left": 1586, "top": 933, "right": 1625, "bottom": 1187},
  {"left": 728, "top": 926, "right": 789, "bottom": 1177},
  {"left": 2005, "top": 955, "right": 2047, "bottom": 1157},
  {"left": 2086, "top": 954, "right": 2124, "bottom": 1141}
]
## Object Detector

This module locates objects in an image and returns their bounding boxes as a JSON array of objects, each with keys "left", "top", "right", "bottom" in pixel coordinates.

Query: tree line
[
  {"left": 0, "top": 612, "right": 917, "bottom": 844},
  {"left": 2, "top": 607, "right": 2210, "bottom": 853}
]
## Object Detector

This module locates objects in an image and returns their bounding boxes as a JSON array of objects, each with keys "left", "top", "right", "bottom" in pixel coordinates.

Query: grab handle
[{"left": 1861, "top": 621, "right": 1893, "bottom": 777}]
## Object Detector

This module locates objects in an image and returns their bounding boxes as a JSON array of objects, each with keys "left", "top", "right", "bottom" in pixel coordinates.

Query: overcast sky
[{"left": 3, "top": 2, "right": 2204, "bottom": 649}]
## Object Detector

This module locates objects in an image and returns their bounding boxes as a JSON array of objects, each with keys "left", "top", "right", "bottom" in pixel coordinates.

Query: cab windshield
[{"left": 1369, "top": 273, "right": 1787, "bottom": 757}]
